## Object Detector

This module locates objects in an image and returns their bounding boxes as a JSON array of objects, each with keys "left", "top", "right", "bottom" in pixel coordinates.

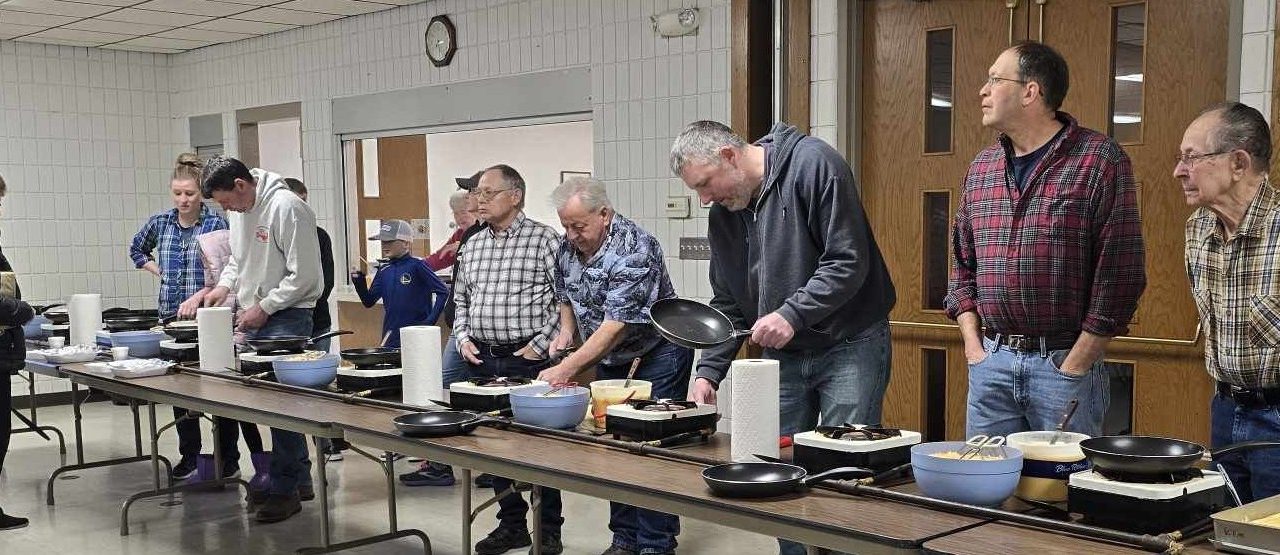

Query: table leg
[
  {"left": 530, "top": 485, "right": 543, "bottom": 555},
  {"left": 461, "top": 468, "right": 472, "bottom": 555},
  {"left": 72, "top": 382, "right": 84, "bottom": 464},
  {"left": 316, "top": 439, "right": 331, "bottom": 548},
  {"left": 296, "top": 444, "right": 431, "bottom": 555}
]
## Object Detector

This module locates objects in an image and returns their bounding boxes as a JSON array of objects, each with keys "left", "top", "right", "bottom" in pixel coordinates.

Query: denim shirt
[{"left": 554, "top": 214, "right": 674, "bottom": 366}]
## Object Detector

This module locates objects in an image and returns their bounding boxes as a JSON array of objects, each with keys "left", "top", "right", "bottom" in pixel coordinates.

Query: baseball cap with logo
[
  {"left": 455, "top": 170, "right": 484, "bottom": 191},
  {"left": 369, "top": 219, "right": 414, "bottom": 242}
]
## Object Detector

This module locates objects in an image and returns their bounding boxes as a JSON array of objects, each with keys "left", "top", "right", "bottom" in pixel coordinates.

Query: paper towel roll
[
  {"left": 197, "top": 307, "right": 235, "bottom": 372},
  {"left": 730, "top": 358, "right": 781, "bottom": 463},
  {"left": 401, "top": 326, "right": 443, "bottom": 406},
  {"left": 68, "top": 293, "right": 102, "bottom": 347}
]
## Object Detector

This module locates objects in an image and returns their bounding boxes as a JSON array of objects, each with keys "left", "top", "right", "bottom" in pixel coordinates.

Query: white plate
[
  {"left": 108, "top": 359, "right": 173, "bottom": 379},
  {"left": 45, "top": 351, "right": 100, "bottom": 364}
]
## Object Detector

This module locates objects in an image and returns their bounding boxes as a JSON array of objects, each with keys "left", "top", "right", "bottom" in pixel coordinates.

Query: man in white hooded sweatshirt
[{"left": 201, "top": 156, "right": 323, "bottom": 524}]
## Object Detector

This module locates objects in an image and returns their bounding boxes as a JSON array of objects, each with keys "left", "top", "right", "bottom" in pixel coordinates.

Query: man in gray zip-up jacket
[{"left": 673, "top": 121, "right": 895, "bottom": 553}]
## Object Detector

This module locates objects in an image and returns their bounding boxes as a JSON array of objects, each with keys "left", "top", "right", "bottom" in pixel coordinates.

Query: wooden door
[{"left": 859, "top": 1, "right": 1229, "bottom": 443}]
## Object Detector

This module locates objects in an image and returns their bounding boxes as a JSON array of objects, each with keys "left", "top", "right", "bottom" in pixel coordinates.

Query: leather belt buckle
[{"left": 1005, "top": 334, "right": 1031, "bottom": 352}]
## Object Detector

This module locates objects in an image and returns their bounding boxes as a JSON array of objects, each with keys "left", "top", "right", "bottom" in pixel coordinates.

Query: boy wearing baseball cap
[{"left": 350, "top": 220, "right": 448, "bottom": 348}]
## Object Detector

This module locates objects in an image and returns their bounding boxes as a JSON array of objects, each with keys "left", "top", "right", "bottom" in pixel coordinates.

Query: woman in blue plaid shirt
[{"left": 129, "top": 153, "right": 262, "bottom": 482}]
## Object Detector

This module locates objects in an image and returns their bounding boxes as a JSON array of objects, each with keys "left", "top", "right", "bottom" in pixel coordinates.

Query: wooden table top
[
  {"left": 334, "top": 405, "right": 986, "bottom": 548},
  {"left": 921, "top": 522, "right": 1218, "bottom": 554}
]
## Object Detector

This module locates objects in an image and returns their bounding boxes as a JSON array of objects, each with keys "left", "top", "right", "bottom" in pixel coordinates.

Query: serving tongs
[{"left": 959, "top": 434, "right": 1007, "bottom": 460}]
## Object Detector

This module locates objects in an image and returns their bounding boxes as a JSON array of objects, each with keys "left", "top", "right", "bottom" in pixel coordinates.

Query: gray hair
[
  {"left": 551, "top": 176, "right": 612, "bottom": 212},
  {"left": 1201, "top": 101, "right": 1272, "bottom": 173},
  {"left": 669, "top": 120, "right": 747, "bottom": 176},
  {"left": 448, "top": 189, "right": 471, "bottom": 211}
]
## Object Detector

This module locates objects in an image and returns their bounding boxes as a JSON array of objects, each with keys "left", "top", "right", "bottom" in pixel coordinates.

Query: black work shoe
[
  {"left": 246, "top": 486, "right": 269, "bottom": 507},
  {"left": 254, "top": 493, "right": 301, "bottom": 523},
  {"left": 474, "top": 472, "right": 496, "bottom": 488},
  {"left": 298, "top": 483, "right": 315, "bottom": 501},
  {"left": 600, "top": 546, "right": 638, "bottom": 555},
  {"left": 171, "top": 457, "right": 198, "bottom": 481},
  {"left": 474, "top": 526, "right": 532, "bottom": 555},
  {"left": 0, "top": 511, "right": 29, "bottom": 531},
  {"left": 539, "top": 532, "right": 564, "bottom": 555}
]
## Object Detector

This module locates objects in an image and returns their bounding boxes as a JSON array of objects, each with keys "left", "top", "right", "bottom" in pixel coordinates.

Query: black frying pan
[
  {"left": 1079, "top": 436, "right": 1280, "bottom": 475},
  {"left": 103, "top": 316, "right": 160, "bottom": 332},
  {"left": 160, "top": 321, "right": 200, "bottom": 342},
  {"left": 393, "top": 411, "right": 502, "bottom": 437},
  {"left": 32, "top": 303, "right": 65, "bottom": 316},
  {"left": 246, "top": 330, "right": 352, "bottom": 355},
  {"left": 702, "top": 462, "right": 873, "bottom": 498},
  {"left": 650, "top": 297, "right": 753, "bottom": 350},
  {"left": 42, "top": 305, "right": 70, "bottom": 325},
  {"left": 341, "top": 347, "right": 401, "bottom": 367}
]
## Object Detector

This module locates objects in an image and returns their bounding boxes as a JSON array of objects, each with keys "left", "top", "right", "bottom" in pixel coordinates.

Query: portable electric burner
[
  {"left": 1067, "top": 468, "right": 1229, "bottom": 534},
  {"left": 336, "top": 364, "right": 403, "bottom": 392},
  {"left": 605, "top": 399, "right": 718, "bottom": 441},
  {"left": 41, "top": 323, "right": 70, "bottom": 340},
  {"left": 448, "top": 376, "right": 547, "bottom": 411},
  {"left": 793, "top": 426, "right": 921, "bottom": 474},
  {"left": 158, "top": 339, "right": 199, "bottom": 363}
]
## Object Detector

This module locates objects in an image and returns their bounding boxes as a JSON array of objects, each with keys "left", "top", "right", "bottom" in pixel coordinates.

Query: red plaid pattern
[{"left": 945, "top": 113, "right": 1146, "bottom": 337}]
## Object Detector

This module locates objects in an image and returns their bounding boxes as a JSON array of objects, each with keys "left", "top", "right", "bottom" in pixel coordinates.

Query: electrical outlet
[
  {"left": 665, "top": 196, "right": 691, "bottom": 219},
  {"left": 679, "top": 237, "right": 711, "bottom": 260}
]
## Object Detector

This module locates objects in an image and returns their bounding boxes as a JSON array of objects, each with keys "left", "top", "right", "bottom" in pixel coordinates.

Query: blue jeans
[
  {"left": 1211, "top": 393, "right": 1280, "bottom": 503},
  {"left": 441, "top": 335, "right": 469, "bottom": 387},
  {"left": 965, "top": 336, "right": 1109, "bottom": 439},
  {"left": 598, "top": 341, "right": 692, "bottom": 554},
  {"left": 250, "top": 307, "right": 316, "bottom": 495},
  {"left": 773, "top": 320, "right": 890, "bottom": 555},
  {"left": 467, "top": 347, "right": 564, "bottom": 533}
]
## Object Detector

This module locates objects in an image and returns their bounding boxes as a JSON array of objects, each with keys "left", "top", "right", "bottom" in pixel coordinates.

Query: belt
[
  {"left": 1216, "top": 381, "right": 1280, "bottom": 409},
  {"left": 470, "top": 338, "right": 534, "bottom": 358},
  {"left": 983, "top": 330, "right": 1079, "bottom": 354}
]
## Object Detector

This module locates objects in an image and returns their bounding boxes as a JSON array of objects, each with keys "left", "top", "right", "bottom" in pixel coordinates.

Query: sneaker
[
  {"left": 474, "top": 526, "right": 531, "bottom": 555},
  {"left": 298, "top": 484, "right": 315, "bottom": 501},
  {"left": 600, "top": 547, "right": 638, "bottom": 555},
  {"left": 254, "top": 493, "right": 301, "bottom": 523},
  {"left": 540, "top": 532, "right": 564, "bottom": 555},
  {"left": 171, "top": 457, "right": 198, "bottom": 481},
  {"left": 474, "top": 472, "right": 496, "bottom": 488},
  {"left": 0, "top": 511, "right": 29, "bottom": 531},
  {"left": 400, "top": 465, "right": 456, "bottom": 487}
]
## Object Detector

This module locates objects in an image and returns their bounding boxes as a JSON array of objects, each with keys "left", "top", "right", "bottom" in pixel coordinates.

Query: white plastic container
[{"left": 1006, "top": 430, "right": 1091, "bottom": 502}]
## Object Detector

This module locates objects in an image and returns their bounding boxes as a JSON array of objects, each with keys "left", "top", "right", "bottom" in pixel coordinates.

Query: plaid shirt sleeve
[
  {"left": 1082, "top": 152, "right": 1146, "bottom": 336},
  {"left": 452, "top": 241, "right": 472, "bottom": 345},
  {"left": 526, "top": 230, "right": 563, "bottom": 357},
  {"left": 945, "top": 188, "right": 979, "bottom": 318},
  {"left": 129, "top": 214, "right": 161, "bottom": 268}
]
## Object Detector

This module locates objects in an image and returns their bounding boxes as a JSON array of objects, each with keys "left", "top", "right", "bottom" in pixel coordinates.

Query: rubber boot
[{"left": 248, "top": 451, "right": 272, "bottom": 493}]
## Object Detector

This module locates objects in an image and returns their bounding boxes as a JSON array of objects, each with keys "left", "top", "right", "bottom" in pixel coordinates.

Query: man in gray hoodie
[
  {"left": 202, "top": 156, "right": 323, "bottom": 524},
  {"left": 672, "top": 120, "right": 895, "bottom": 555}
]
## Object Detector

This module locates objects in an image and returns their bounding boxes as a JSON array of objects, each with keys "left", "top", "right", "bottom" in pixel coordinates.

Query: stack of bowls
[
  {"left": 910, "top": 441, "right": 1025, "bottom": 507},
  {"left": 510, "top": 384, "right": 591, "bottom": 429}
]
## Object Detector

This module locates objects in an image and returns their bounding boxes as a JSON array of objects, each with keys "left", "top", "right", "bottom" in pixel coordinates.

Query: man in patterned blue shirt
[{"left": 538, "top": 177, "right": 693, "bottom": 555}]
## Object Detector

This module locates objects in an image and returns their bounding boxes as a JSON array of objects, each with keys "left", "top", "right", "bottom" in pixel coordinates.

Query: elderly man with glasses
[
  {"left": 452, "top": 164, "right": 569, "bottom": 555},
  {"left": 947, "top": 40, "right": 1146, "bottom": 440},
  {"left": 1178, "top": 102, "right": 1280, "bottom": 503}
]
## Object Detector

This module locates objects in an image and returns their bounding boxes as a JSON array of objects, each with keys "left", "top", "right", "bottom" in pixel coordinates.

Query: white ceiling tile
[
  {"left": 191, "top": 17, "right": 295, "bottom": 34},
  {"left": 362, "top": 0, "right": 426, "bottom": 5},
  {"left": 2, "top": 0, "right": 115, "bottom": 18},
  {"left": 15, "top": 36, "right": 99, "bottom": 46},
  {"left": 275, "top": 0, "right": 387, "bottom": 16},
  {"left": 101, "top": 43, "right": 183, "bottom": 53},
  {"left": 131, "top": 0, "right": 251, "bottom": 17},
  {"left": 0, "top": 22, "right": 47, "bottom": 40},
  {"left": 231, "top": 6, "right": 342, "bottom": 25},
  {"left": 112, "top": 35, "right": 213, "bottom": 49},
  {"left": 24, "top": 27, "right": 130, "bottom": 44},
  {"left": 153, "top": 27, "right": 253, "bottom": 42},
  {"left": 64, "top": 18, "right": 173, "bottom": 35},
  {"left": 66, "top": 0, "right": 143, "bottom": 5},
  {"left": 97, "top": 7, "right": 211, "bottom": 26},
  {"left": 0, "top": 7, "right": 78, "bottom": 25},
  {"left": 218, "top": 0, "right": 283, "bottom": 5}
]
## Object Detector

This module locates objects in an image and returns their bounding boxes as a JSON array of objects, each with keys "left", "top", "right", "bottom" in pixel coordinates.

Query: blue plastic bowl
[
  {"left": 110, "top": 330, "right": 166, "bottom": 357},
  {"left": 509, "top": 385, "right": 591, "bottom": 429},
  {"left": 23, "top": 315, "right": 49, "bottom": 338},
  {"left": 271, "top": 354, "right": 340, "bottom": 388},
  {"left": 910, "top": 441, "right": 1024, "bottom": 507}
]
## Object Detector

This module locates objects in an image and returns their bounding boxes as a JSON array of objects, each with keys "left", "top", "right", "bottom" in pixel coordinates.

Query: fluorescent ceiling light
[
  {"left": 1115, "top": 73, "right": 1144, "bottom": 82},
  {"left": 930, "top": 96, "right": 952, "bottom": 108}
]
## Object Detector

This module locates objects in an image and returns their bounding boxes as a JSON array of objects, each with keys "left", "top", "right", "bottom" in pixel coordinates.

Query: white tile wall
[
  {"left": 169, "top": 0, "right": 729, "bottom": 308},
  {"left": 1240, "top": 0, "right": 1275, "bottom": 120},
  {"left": 809, "top": 0, "right": 839, "bottom": 147}
]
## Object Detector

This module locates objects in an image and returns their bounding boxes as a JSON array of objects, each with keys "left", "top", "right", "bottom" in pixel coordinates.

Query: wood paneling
[
  {"left": 354, "top": 135, "right": 430, "bottom": 264},
  {"left": 730, "top": 0, "right": 773, "bottom": 140},
  {"left": 862, "top": 1, "right": 1228, "bottom": 443},
  {"left": 784, "top": 0, "right": 811, "bottom": 133}
]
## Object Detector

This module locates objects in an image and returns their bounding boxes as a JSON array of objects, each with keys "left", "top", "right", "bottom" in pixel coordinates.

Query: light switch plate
[
  {"left": 665, "top": 196, "right": 691, "bottom": 218},
  {"left": 679, "top": 237, "right": 711, "bottom": 260}
]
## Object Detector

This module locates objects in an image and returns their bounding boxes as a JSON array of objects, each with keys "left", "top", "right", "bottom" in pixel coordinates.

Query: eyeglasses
[
  {"left": 1175, "top": 150, "right": 1229, "bottom": 166},
  {"left": 474, "top": 187, "right": 515, "bottom": 200},
  {"left": 985, "top": 75, "right": 1028, "bottom": 87}
]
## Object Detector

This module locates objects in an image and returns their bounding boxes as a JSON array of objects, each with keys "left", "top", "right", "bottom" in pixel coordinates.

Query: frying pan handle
[
  {"left": 309, "top": 329, "right": 354, "bottom": 344},
  {"left": 1211, "top": 440, "right": 1280, "bottom": 459},
  {"left": 801, "top": 466, "right": 874, "bottom": 487},
  {"left": 730, "top": 329, "right": 754, "bottom": 339},
  {"left": 36, "top": 303, "right": 65, "bottom": 315}
]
